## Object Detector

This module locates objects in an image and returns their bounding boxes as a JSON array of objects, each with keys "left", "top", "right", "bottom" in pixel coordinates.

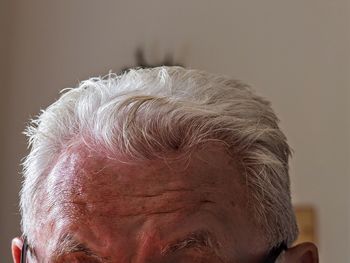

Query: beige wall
[
  {"left": 0, "top": 0, "right": 18, "bottom": 262},
  {"left": 0, "top": 0, "right": 9, "bottom": 142},
  {"left": 1, "top": 1, "right": 349, "bottom": 262}
]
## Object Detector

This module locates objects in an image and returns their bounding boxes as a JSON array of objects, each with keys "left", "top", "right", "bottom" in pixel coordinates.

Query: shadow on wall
[{"left": 120, "top": 47, "right": 184, "bottom": 73}]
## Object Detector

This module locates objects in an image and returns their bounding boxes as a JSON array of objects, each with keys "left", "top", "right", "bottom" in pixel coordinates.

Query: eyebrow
[
  {"left": 161, "top": 230, "right": 223, "bottom": 259},
  {"left": 51, "top": 231, "right": 222, "bottom": 262},
  {"left": 50, "top": 234, "right": 108, "bottom": 263}
]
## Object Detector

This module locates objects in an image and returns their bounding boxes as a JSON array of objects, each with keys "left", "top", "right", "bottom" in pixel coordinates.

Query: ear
[
  {"left": 11, "top": 237, "right": 23, "bottom": 263},
  {"left": 283, "top": 242, "right": 319, "bottom": 263}
]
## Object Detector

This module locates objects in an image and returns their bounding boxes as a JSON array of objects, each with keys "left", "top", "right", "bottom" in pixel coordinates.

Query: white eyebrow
[
  {"left": 161, "top": 230, "right": 222, "bottom": 258},
  {"left": 50, "top": 234, "right": 107, "bottom": 263},
  {"left": 51, "top": 231, "right": 223, "bottom": 262}
]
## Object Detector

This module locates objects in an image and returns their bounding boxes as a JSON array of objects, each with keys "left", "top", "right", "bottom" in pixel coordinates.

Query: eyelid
[
  {"left": 167, "top": 249, "right": 224, "bottom": 263},
  {"left": 56, "top": 252, "right": 104, "bottom": 263}
]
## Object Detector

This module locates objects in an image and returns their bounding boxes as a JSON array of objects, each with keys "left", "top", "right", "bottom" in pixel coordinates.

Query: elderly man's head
[{"left": 12, "top": 67, "right": 318, "bottom": 262}]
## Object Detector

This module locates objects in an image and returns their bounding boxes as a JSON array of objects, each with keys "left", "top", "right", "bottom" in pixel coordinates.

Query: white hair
[{"left": 21, "top": 66, "right": 298, "bottom": 249}]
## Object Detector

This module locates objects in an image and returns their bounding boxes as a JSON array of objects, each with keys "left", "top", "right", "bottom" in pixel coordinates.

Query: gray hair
[{"left": 21, "top": 66, "right": 298, "bottom": 249}]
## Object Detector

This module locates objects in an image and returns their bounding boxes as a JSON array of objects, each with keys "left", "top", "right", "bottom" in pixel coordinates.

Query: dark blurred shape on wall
[{"left": 120, "top": 47, "right": 184, "bottom": 73}]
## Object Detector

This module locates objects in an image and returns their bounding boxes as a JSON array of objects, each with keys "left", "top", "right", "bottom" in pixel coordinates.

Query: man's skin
[{"left": 12, "top": 144, "right": 318, "bottom": 262}]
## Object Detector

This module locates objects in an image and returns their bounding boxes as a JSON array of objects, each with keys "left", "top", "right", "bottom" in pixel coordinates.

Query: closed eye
[{"left": 53, "top": 252, "right": 105, "bottom": 263}]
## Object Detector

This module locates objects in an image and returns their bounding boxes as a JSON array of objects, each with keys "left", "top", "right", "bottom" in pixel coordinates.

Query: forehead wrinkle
[{"left": 58, "top": 188, "right": 208, "bottom": 219}]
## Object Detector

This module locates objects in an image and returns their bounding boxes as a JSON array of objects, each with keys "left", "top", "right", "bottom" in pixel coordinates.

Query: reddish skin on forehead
[{"left": 35, "top": 145, "right": 268, "bottom": 262}]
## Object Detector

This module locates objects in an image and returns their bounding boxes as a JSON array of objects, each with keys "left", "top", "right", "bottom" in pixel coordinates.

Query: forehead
[
  {"left": 41, "top": 145, "right": 255, "bottom": 260},
  {"left": 47, "top": 144, "right": 245, "bottom": 203},
  {"left": 46, "top": 145, "right": 247, "bottom": 221}
]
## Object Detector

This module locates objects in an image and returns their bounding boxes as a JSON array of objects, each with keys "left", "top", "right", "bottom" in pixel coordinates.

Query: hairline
[{"left": 21, "top": 66, "right": 297, "bottom": 250}]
